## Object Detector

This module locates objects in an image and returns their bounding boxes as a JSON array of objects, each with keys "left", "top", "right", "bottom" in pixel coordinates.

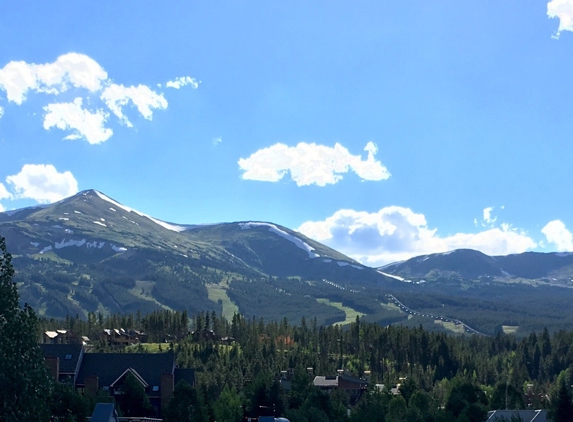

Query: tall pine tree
[{"left": 0, "top": 236, "right": 52, "bottom": 422}]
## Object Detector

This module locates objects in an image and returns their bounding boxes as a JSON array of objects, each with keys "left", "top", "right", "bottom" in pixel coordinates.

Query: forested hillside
[{"left": 41, "top": 309, "right": 573, "bottom": 422}]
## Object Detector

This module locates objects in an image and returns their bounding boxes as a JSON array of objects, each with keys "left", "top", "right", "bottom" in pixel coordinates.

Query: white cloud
[
  {"left": 100, "top": 83, "right": 168, "bottom": 127},
  {"left": 166, "top": 76, "right": 199, "bottom": 89},
  {"left": 0, "top": 53, "right": 107, "bottom": 104},
  {"left": 0, "top": 183, "right": 12, "bottom": 200},
  {"left": 0, "top": 53, "right": 196, "bottom": 143},
  {"left": 483, "top": 207, "right": 493, "bottom": 223},
  {"left": 0, "top": 105, "right": 3, "bottom": 119},
  {"left": 548, "top": 0, "right": 573, "bottom": 37},
  {"left": 6, "top": 164, "right": 78, "bottom": 204},
  {"left": 297, "top": 207, "right": 537, "bottom": 266},
  {"left": 541, "top": 220, "right": 573, "bottom": 251},
  {"left": 43, "top": 97, "right": 112, "bottom": 145},
  {"left": 238, "top": 141, "right": 391, "bottom": 186},
  {"left": 212, "top": 136, "right": 222, "bottom": 145}
]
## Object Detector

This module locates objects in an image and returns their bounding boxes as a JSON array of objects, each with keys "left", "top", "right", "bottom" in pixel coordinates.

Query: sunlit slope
[{"left": 0, "top": 190, "right": 384, "bottom": 320}]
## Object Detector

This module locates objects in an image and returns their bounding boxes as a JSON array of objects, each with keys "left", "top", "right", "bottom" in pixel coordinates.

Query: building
[
  {"left": 41, "top": 343, "right": 84, "bottom": 384},
  {"left": 40, "top": 344, "right": 194, "bottom": 418},
  {"left": 486, "top": 410, "right": 547, "bottom": 422},
  {"left": 313, "top": 371, "right": 369, "bottom": 405},
  {"left": 100, "top": 328, "right": 145, "bottom": 347},
  {"left": 42, "top": 329, "right": 88, "bottom": 345}
]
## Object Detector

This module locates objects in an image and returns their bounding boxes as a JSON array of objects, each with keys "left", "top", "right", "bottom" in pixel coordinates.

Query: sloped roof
[
  {"left": 110, "top": 367, "right": 149, "bottom": 388},
  {"left": 487, "top": 410, "right": 547, "bottom": 422},
  {"left": 76, "top": 351, "right": 175, "bottom": 388},
  {"left": 90, "top": 403, "right": 119, "bottom": 422},
  {"left": 39, "top": 343, "right": 84, "bottom": 374},
  {"left": 174, "top": 368, "right": 196, "bottom": 387},
  {"left": 339, "top": 373, "right": 369, "bottom": 386},
  {"left": 313, "top": 376, "right": 338, "bottom": 388}
]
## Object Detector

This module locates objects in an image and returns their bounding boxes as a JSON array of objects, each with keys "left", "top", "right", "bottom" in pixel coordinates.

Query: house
[
  {"left": 41, "top": 345, "right": 194, "bottom": 418},
  {"left": 42, "top": 329, "right": 87, "bottom": 345},
  {"left": 313, "top": 371, "right": 368, "bottom": 404},
  {"left": 40, "top": 343, "right": 84, "bottom": 384},
  {"left": 486, "top": 410, "right": 547, "bottom": 422},
  {"left": 100, "top": 328, "right": 145, "bottom": 347}
]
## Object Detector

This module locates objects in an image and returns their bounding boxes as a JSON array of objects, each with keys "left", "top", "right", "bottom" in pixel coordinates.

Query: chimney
[
  {"left": 160, "top": 373, "right": 174, "bottom": 417},
  {"left": 85, "top": 375, "right": 99, "bottom": 397},
  {"left": 45, "top": 356, "right": 59, "bottom": 381}
]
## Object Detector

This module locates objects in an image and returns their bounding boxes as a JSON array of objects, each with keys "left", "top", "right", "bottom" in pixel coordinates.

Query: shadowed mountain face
[
  {"left": 0, "top": 190, "right": 381, "bottom": 320},
  {"left": 4, "top": 189, "right": 573, "bottom": 336}
]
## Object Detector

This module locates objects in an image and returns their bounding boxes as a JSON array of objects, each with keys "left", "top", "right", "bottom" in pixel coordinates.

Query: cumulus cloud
[
  {"left": 6, "top": 164, "right": 78, "bottom": 203},
  {"left": 166, "top": 76, "right": 199, "bottom": 89},
  {"left": 297, "top": 207, "right": 537, "bottom": 266},
  {"left": 0, "top": 183, "right": 12, "bottom": 200},
  {"left": 548, "top": 0, "right": 573, "bottom": 37},
  {"left": 0, "top": 106, "right": 3, "bottom": 119},
  {"left": 542, "top": 220, "right": 573, "bottom": 251},
  {"left": 100, "top": 84, "right": 168, "bottom": 127},
  {"left": 0, "top": 53, "right": 196, "bottom": 143},
  {"left": 43, "top": 98, "right": 112, "bottom": 144},
  {"left": 238, "top": 141, "right": 390, "bottom": 186},
  {"left": 0, "top": 53, "right": 107, "bottom": 104}
]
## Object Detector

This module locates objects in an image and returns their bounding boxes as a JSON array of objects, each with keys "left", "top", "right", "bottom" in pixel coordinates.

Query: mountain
[
  {"left": 379, "top": 249, "right": 573, "bottom": 286},
  {"left": 6, "top": 189, "right": 573, "bottom": 337},
  {"left": 0, "top": 190, "right": 384, "bottom": 323}
]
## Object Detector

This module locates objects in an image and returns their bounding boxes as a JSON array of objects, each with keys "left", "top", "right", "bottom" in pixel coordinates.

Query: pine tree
[
  {"left": 551, "top": 381, "right": 573, "bottom": 422},
  {"left": 0, "top": 236, "right": 52, "bottom": 422}
]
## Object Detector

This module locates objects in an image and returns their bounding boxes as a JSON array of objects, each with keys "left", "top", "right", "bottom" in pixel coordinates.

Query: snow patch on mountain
[
  {"left": 111, "top": 244, "right": 127, "bottom": 252},
  {"left": 55, "top": 239, "right": 86, "bottom": 249},
  {"left": 86, "top": 241, "right": 105, "bottom": 249},
  {"left": 377, "top": 270, "right": 407, "bottom": 282},
  {"left": 40, "top": 246, "right": 52, "bottom": 254},
  {"left": 93, "top": 221, "right": 107, "bottom": 227},
  {"left": 239, "top": 222, "right": 319, "bottom": 258},
  {"left": 337, "top": 261, "right": 363, "bottom": 270},
  {"left": 94, "top": 190, "right": 186, "bottom": 232}
]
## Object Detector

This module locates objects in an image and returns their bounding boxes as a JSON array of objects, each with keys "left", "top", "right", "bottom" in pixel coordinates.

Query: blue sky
[{"left": 1, "top": 1, "right": 573, "bottom": 266}]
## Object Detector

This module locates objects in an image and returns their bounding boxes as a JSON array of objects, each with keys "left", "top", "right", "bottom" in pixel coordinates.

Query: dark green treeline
[{"left": 41, "top": 310, "right": 573, "bottom": 421}]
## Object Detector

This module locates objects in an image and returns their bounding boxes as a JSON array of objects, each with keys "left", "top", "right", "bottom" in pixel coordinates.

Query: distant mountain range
[
  {"left": 3, "top": 190, "right": 573, "bottom": 336},
  {"left": 379, "top": 248, "right": 573, "bottom": 286}
]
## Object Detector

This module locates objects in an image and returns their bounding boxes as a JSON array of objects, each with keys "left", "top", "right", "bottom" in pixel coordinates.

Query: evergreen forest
[{"left": 4, "top": 235, "right": 573, "bottom": 421}]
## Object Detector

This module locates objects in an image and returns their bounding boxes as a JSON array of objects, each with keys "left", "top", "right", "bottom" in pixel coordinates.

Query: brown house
[
  {"left": 100, "top": 328, "right": 145, "bottom": 347},
  {"left": 313, "top": 372, "right": 369, "bottom": 405},
  {"left": 40, "top": 344, "right": 194, "bottom": 418},
  {"left": 42, "top": 329, "right": 87, "bottom": 345}
]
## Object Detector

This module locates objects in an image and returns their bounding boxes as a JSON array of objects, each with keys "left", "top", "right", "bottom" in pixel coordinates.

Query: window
[
  {"left": 64, "top": 354, "right": 72, "bottom": 360},
  {"left": 152, "top": 386, "right": 159, "bottom": 392}
]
